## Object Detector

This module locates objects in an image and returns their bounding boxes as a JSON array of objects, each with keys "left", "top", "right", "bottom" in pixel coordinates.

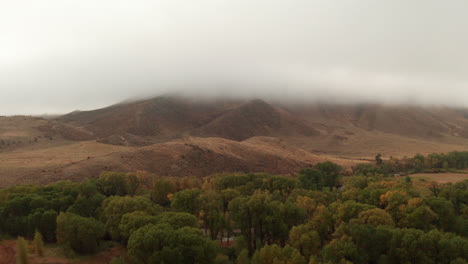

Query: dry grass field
[
  {"left": 0, "top": 141, "right": 128, "bottom": 187},
  {"left": 410, "top": 172, "right": 468, "bottom": 184}
]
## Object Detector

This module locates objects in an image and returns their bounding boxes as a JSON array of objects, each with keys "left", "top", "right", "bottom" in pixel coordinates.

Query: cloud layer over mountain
[{"left": 1, "top": 0, "right": 467, "bottom": 114}]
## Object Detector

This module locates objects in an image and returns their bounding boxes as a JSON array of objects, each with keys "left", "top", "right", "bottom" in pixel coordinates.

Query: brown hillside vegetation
[
  {"left": 192, "top": 99, "right": 319, "bottom": 140},
  {"left": 4, "top": 95, "right": 468, "bottom": 186},
  {"left": 0, "top": 116, "right": 92, "bottom": 151},
  {"left": 22, "top": 137, "right": 350, "bottom": 186},
  {"left": 57, "top": 96, "right": 240, "bottom": 139},
  {"left": 57, "top": 96, "right": 468, "bottom": 144},
  {"left": 287, "top": 103, "right": 468, "bottom": 139}
]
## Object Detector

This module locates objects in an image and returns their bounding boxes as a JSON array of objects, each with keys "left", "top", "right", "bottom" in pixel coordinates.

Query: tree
[
  {"left": 322, "top": 238, "right": 360, "bottom": 264},
  {"left": 171, "top": 189, "right": 202, "bottom": 217},
  {"left": 119, "top": 211, "right": 158, "bottom": 243},
  {"left": 17, "top": 236, "right": 29, "bottom": 264},
  {"left": 375, "top": 153, "right": 383, "bottom": 166},
  {"left": 96, "top": 172, "right": 128, "bottom": 196},
  {"left": 119, "top": 211, "right": 199, "bottom": 243},
  {"left": 335, "top": 201, "right": 375, "bottom": 224},
  {"left": 34, "top": 230, "right": 44, "bottom": 257},
  {"left": 39, "top": 210, "right": 58, "bottom": 242},
  {"left": 127, "top": 224, "right": 218, "bottom": 264},
  {"left": 426, "top": 197, "right": 457, "bottom": 232},
  {"left": 358, "top": 208, "right": 395, "bottom": 227},
  {"left": 251, "top": 244, "right": 306, "bottom": 264},
  {"left": 402, "top": 204, "right": 438, "bottom": 231},
  {"left": 200, "top": 191, "right": 224, "bottom": 240},
  {"left": 413, "top": 154, "right": 425, "bottom": 172},
  {"left": 405, "top": 176, "right": 412, "bottom": 186},
  {"left": 309, "top": 204, "right": 336, "bottom": 248},
  {"left": 154, "top": 212, "right": 199, "bottom": 229},
  {"left": 101, "top": 196, "right": 162, "bottom": 241},
  {"left": 289, "top": 224, "right": 321, "bottom": 259},
  {"left": 56, "top": 212, "right": 104, "bottom": 254},
  {"left": 229, "top": 196, "right": 254, "bottom": 255},
  {"left": 315, "top": 162, "right": 342, "bottom": 189},
  {"left": 126, "top": 173, "right": 142, "bottom": 197},
  {"left": 236, "top": 249, "right": 250, "bottom": 264},
  {"left": 151, "top": 178, "right": 176, "bottom": 206},
  {"left": 297, "top": 169, "right": 324, "bottom": 190},
  {"left": 380, "top": 190, "right": 410, "bottom": 222},
  {"left": 429, "top": 181, "right": 441, "bottom": 197}
]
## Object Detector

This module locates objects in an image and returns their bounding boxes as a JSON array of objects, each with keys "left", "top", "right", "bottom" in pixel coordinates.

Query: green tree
[
  {"left": 96, "top": 172, "right": 128, "bottom": 196},
  {"left": 154, "top": 212, "right": 199, "bottom": 229},
  {"left": 201, "top": 191, "right": 224, "bottom": 240},
  {"left": 56, "top": 212, "right": 104, "bottom": 254},
  {"left": 288, "top": 223, "right": 321, "bottom": 259},
  {"left": 39, "top": 210, "right": 58, "bottom": 242},
  {"left": 315, "top": 161, "right": 342, "bottom": 189},
  {"left": 101, "top": 196, "right": 162, "bottom": 241},
  {"left": 127, "top": 224, "right": 218, "bottom": 264},
  {"left": 236, "top": 249, "right": 250, "bottom": 264},
  {"left": 171, "top": 189, "right": 202, "bottom": 217},
  {"left": 251, "top": 244, "right": 306, "bottom": 264},
  {"left": 322, "top": 238, "right": 360, "bottom": 264},
  {"left": 335, "top": 201, "right": 375, "bottom": 224},
  {"left": 375, "top": 153, "right": 383, "bottom": 166},
  {"left": 297, "top": 169, "right": 324, "bottom": 190},
  {"left": 413, "top": 154, "right": 425, "bottom": 172},
  {"left": 119, "top": 211, "right": 158, "bottom": 243},
  {"left": 126, "top": 173, "right": 142, "bottom": 197},
  {"left": 151, "top": 178, "right": 176, "bottom": 206},
  {"left": 119, "top": 211, "right": 199, "bottom": 243},
  {"left": 358, "top": 208, "right": 395, "bottom": 227}
]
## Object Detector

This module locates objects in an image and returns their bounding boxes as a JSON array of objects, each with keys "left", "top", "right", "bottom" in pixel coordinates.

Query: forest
[{"left": 0, "top": 152, "right": 468, "bottom": 264}]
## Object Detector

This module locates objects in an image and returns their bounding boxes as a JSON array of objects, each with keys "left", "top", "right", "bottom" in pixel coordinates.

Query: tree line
[
  {"left": 374, "top": 151, "right": 468, "bottom": 175},
  {"left": 0, "top": 161, "right": 466, "bottom": 263}
]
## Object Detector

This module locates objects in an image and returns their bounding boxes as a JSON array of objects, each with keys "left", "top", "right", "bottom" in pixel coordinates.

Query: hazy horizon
[{"left": 1, "top": 0, "right": 468, "bottom": 115}]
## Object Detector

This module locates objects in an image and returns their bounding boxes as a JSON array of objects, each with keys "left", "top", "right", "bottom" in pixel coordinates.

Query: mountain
[
  {"left": 4, "top": 95, "right": 468, "bottom": 186},
  {"left": 192, "top": 99, "right": 319, "bottom": 140},
  {"left": 58, "top": 96, "right": 318, "bottom": 143},
  {"left": 58, "top": 96, "right": 234, "bottom": 138},
  {"left": 286, "top": 103, "right": 468, "bottom": 139}
]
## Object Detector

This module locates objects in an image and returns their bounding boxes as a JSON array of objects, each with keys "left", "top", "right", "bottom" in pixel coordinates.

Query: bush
[
  {"left": 17, "top": 236, "right": 29, "bottom": 264},
  {"left": 34, "top": 230, "right": 44, "bottom": 257}
]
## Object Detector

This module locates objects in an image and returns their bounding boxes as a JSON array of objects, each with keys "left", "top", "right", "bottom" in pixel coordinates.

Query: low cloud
[{"left": 1, "top": 0, "right": 467, "bottom": 115}]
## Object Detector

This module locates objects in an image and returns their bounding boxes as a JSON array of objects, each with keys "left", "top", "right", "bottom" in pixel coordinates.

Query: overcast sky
[{"left": 1, "top": 0, "right": 468, "bottom": 115}]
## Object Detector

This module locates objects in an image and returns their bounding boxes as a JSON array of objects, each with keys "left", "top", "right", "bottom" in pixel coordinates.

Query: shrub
[{"left": 34, "top": 230, "right": 44, "bottom": 257}]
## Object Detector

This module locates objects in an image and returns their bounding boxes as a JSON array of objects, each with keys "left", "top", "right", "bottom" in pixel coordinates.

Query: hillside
[
  {"left": 8, "top": 137, "right": 353, "bottom": 187},
  {"left": 286, "top": 103, "right": 468, "bottom": 139},
  {"left": 58, "top": 96, "right": 239, "bottom": 140},
  {"left": 4, "top": 95, "right": 468, "bottom": 186},
  {"left": 192, "top": 99, "right": 319, "bottom": 140},
  {"left": 0, "top": 116, "right": 93, "bottom": 152},
  {"left": 58, "top": 96, "right": 468, "bottom": 145}
]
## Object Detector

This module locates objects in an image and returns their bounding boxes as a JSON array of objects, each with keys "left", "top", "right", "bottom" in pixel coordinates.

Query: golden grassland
[{"left": 410, "top": 172, "right": 468, "bottom": 184}]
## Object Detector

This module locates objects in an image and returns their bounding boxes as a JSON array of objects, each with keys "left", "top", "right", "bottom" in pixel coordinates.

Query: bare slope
[
  {"left": 192, "top": 99, "right": 319, "bottom": 140},
  {"left": 7, "top": 137, "right": 342, "bottom": 186},
  {"left": 58, "top": 96, "right": 319, "bottom": 142},
  {"left": 58, "top": 96, "right": 239, "bottom": 139},
  {"left": 0, "top": 116, "right": 93, "bottom": 152},
  {"left": 287, "top": 103, "right": 468, "bottom": 139}
]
